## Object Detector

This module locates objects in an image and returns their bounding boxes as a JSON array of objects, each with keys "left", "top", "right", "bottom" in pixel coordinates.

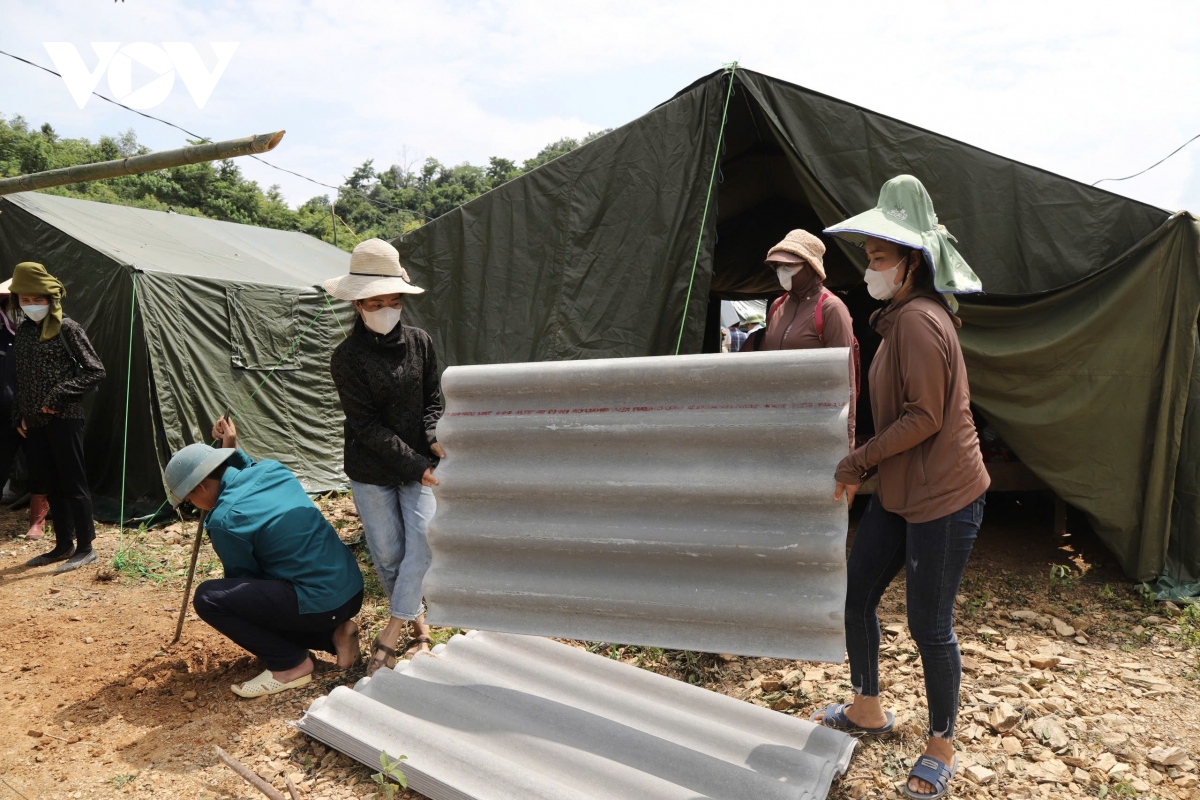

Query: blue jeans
[
  {"left": 350, "top": 480, "right": 435, "bottom": 621},
  {"left": 844, "top": 493, "right": 985, "bottom": 739}
]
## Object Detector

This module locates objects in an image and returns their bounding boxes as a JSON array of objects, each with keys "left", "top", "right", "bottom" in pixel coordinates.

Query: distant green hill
[{"left": 0, "top": 114, "right": 609, "bottom": 252}]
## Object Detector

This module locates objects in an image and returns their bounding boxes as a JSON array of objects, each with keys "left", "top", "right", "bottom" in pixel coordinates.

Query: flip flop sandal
[
  {"left": 231, "top": 669, "right": 312, "bottom": 699},
  {"left": 810, "top": 703, "right": 896, "bottom": 734},
  {"left": 368, "top": 636, "right": 398, "bottom": 676},
  {"left": 402, "top": 635, "right": 434, "bottom": 659},
  {"left": 903, "top": 754, "right": 956, "bottom": 800}
]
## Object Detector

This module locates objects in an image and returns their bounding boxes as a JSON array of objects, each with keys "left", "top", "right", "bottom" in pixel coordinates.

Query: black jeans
[
  {"left": 193, "top": 578, "right": 363, "bottom": 672},
  {"left": 844, "top": 493, "right": 985, "bottom": 739},
  {"left": 25, "top": 418, "right": 94, "bottom": 552}
]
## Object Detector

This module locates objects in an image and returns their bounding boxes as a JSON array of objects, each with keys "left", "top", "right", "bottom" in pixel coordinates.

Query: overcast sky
[{"left": 2, "top": 0, "right": 1198, "bottom": 213}]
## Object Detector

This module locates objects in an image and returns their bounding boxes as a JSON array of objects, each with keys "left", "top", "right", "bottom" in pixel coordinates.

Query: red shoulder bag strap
[{"left": 814, "top": 289, "right": 834, "bottom": 344}]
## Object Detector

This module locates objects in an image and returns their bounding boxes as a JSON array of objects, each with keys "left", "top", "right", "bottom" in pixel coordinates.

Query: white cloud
[{"left": 0, "top": 0, "right": 1197, "bottom": 213}]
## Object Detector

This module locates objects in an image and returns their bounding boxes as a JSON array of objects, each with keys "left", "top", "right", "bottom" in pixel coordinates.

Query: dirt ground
[{"left": 0, "top": 493, "right": 1197, "bottom": 800}]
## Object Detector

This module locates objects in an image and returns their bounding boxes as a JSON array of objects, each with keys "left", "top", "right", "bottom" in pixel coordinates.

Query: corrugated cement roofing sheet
[
  {"left": 2, "top": 192, "right": 349, "bottom": 287},
  {"left": 426, "top": 348, "right": 851, "bottom": 661},
  {"left": 297, "top": 631, "right": 857, "bottom": 800}
]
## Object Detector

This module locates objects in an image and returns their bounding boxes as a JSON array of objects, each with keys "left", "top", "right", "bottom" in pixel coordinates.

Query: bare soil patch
[{"left": 0, "top": 493, "right": 1195, "bottom": 800}]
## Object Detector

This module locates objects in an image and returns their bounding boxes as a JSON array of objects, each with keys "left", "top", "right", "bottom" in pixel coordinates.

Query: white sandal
[{"left": 231, "top": 669, "right": 312, "bottom": 698}]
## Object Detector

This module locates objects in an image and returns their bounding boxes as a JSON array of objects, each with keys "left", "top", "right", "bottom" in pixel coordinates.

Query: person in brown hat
[{"left": 743, "top": 229, "right": 858, "bottom": 448}]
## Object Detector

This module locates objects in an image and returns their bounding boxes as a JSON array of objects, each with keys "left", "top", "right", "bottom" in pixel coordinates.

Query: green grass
[{"left": 107, "top": 773, "right": 138, "bottom": 787}]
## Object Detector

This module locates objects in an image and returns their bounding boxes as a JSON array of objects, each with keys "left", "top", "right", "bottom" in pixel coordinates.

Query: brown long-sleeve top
[
  {"left": 834, "top": 290, "right": 989, "bottom": 523},
  {"left": 748, "top": 268, "right": 857, "bottom": 447}
]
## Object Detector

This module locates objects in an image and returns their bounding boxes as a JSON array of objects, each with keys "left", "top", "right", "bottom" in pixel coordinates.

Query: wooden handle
[{"left": 172, "top": 510, "right": 209, "bottom": 645}]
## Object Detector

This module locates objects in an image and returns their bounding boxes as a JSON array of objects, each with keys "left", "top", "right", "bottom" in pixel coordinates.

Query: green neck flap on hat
[{"left": 825, "top": 174, "right": 983, "bottom": 303}]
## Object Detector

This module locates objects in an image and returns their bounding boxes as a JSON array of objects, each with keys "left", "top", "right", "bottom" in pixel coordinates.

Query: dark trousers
[
  {"left": 25, "top": 418, "right": 94, "bottom": 552},
  {"left": 844, "top": 493, "right": 985, "bottom": 739},
  {"left": 193, "top": 578, "right": 363, "bottom": 671}
]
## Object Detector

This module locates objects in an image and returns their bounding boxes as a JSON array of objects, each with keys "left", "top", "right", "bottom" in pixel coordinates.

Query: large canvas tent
[
  {"left": 0, "top": 192, "right": 353, "bottom": 518},
  {"left": 394, "top": 67, "right": 1200, "bottom": 588}
]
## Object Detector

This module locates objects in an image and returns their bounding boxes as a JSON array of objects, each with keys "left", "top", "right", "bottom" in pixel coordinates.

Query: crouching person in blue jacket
[{"left": 164, "top": 416, "right": 364, "bottom": 698}]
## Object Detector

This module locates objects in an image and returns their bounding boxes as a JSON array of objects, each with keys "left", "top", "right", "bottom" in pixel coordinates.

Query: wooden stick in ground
[
  {"left": 172, "top": 510, "right": 209, "bottom": 644},
  {"left": 285, "top": 775, "right": 302, "bottom": 800},
  {"left": 214, "top": 746, "right": 289, "bottom": 800}
]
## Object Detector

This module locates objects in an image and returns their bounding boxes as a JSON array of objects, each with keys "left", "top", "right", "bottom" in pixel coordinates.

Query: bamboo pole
[{"left": 0, "top": 130, "right": 285, "bottom": 196}]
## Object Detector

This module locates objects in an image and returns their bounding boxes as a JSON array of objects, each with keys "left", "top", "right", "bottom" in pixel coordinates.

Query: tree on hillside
[{"left": 0, "top": 113, "right": 613, "bottom": 251}]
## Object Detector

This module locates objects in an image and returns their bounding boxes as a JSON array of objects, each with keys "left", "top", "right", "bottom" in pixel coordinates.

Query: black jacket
[
  {"left": 330, "top": 317, "right": 442, "bottom": 486},
  {"left": 14, "top": 318, "right": 105, "bottom": 428}
]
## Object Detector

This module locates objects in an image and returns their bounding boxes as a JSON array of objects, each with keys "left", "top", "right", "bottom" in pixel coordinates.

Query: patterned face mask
[{"left": 362, "top": 306, "right": 402, "bottom": 335}]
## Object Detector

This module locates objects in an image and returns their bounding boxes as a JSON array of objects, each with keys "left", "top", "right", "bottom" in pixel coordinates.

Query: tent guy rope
[{"left": 674, "top": 61, "right": 737, "bottom": 355}]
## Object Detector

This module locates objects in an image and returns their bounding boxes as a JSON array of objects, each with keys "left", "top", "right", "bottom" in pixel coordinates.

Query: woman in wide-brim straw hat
[
  {"left": 325, "top": 238, "right": 445, "bottom": 675},
  {"left": 743, "top": 228, "right": 859, "bottom": 449},
  {"left": 809, "top": 175, "right": 989, "bottom": 800}
]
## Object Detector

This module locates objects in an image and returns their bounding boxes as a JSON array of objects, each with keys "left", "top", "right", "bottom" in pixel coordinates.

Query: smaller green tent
[
  {"left": 394, "top": 67, "right": 1200, "bottom": 588},
  {"left": 0, "top": 192, "right": 355, "bottom": 518}
]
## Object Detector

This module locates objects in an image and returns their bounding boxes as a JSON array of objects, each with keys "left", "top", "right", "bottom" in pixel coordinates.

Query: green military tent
[
  {"left": 394, "top": 66, "right": 1200, "bottom": 589},
  {"left": 0, "top": 192, "right": 354, "bottom": 519}
]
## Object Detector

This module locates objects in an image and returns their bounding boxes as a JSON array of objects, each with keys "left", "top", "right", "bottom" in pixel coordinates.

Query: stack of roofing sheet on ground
[
  {"left": 297, "top": 631, "right": 857, "bottom": 800},
  {"left": 425, "top": 348, "right": 852, "bottom": 661}
]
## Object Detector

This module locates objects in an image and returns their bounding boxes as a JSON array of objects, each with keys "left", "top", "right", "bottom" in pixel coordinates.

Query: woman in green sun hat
[{"left": 810, "top": 175, "right": 989, "bottom": 800}]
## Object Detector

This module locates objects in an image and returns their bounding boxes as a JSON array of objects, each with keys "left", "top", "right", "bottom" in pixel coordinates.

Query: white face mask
[
  {"left": 775, "top": 266, "right": 801, "bottom": 291},
  {"left": 864, "top": 255, "right": 908, "bottom": 301},
  {"left": 22, "top": 304, "right": 50, "bottom": 322},
  {"left": 361, "top": 306, "right": 402, "bottom": 335}
]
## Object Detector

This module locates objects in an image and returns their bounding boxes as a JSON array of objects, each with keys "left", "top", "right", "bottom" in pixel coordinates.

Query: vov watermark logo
[{"left": 43, "top": 42, "right": 238, "bottom": 110}]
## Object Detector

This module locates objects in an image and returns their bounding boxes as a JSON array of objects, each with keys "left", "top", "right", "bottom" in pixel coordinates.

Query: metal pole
[{"left": 0, "top": 130, "right": 285, "bottom": 196}]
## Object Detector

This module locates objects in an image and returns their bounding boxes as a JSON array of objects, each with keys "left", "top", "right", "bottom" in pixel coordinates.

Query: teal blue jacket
[{"left": 205, "top": 450, "right": 363, "bottom": 614}]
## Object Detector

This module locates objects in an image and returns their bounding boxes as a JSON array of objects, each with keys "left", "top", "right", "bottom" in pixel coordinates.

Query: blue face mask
[{"left": 21, "top": 304, "right": 50, "bottom": 322}]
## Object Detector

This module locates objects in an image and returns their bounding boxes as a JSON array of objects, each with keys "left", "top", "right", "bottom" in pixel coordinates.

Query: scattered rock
[
  {"left": 965, "top": 765, "right": 996, "bottom": 785},
  {"left": 26, "top": 730, "right": 42, "bottom": 738},
  {"left": 1160, "top": 600, "right": 1182, "bottom": 616},
  {"left": 1011, "top": 610, "right": 1039, "bottom": 621},
  {"left": 1141, "top": 615, "right": 1167, "bottom": 626},
  {"left": 988, "top": 702, "right": 1021, "bottom": 733},
  {"left": 760, "top": 678, "right": 784, "bottom": 693},
  {"left": 1148, "top": 746, "right": 1188, "bottom": 767},
  {"left": 1094, "top": 753, "right": 1118, "bottom": 773},
  {"left": 1026, "top": 759, "right": 1072, "bottom": 784},
  {"left": 182, "top": 690, "right": 197, "bottom": 702},
  {"left": 770, "top": 696, "right": 795, "bottom": 711},
  {"left": 1175, "top": 774, "right": 1199, "bottom": 789},
  {"left": 131, "top": 677, "right": 148, "bottom": 692},
  {"left": 1050, "top": 617, "right": 1075, "bottom": 637},
  {"left": 1002, "top": 736, "right": 1024, "bottom": 756},
  {"left": 1027, "top": 715, "right": 1069, "bottom": 750},
  {"left": 1070, "top": 617, "right": 1090, "bottom": 633},
  {"left": 1029, "top": 655, "right": 1060, "bottom": 670},
  {"left": 978, "top": 626, "right": 1001, "bottom": 637},
  {"left": 780, "top": 670, "right": 802, "bottom": 689},
  {"left": 1072, "top": 767, "right": 1090, "bottom": 785},
  {"left": 83, "top": 637, "right": 93, "bottom": 644}
]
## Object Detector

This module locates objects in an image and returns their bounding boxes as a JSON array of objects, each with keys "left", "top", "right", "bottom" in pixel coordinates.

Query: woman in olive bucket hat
[
  {"left": 326, "top": 239, "right": 445, "bottom": 675},
  {"left": 11, "top": 262, "right": 106, "bottom": 574},
  {"left": 810, "top": 176, "right": 990, "bottom": 800}
]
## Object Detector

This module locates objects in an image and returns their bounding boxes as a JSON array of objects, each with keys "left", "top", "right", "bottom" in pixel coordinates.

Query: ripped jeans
[{"left": 844, "top": 493, "right": 985, "bottom": 739}]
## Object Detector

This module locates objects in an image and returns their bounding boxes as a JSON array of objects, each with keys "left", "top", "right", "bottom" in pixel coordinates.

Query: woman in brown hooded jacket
[
  {"left": 744, "top": 229, "right": 857, "bottom": 447},
  {"left": 812, "top": 176, "right": 989, "bottom": 800}
]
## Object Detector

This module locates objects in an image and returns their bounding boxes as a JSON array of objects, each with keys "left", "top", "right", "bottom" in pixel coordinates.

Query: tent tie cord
[
  {"left": 118, "top": 274, "right": 139, "bottom": 550},
  {"left": 119, "top": 291, "right": 346, "bottom": 544},
  {"left": 674, "top": 61, "right": 738, "bottom": 356}
]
